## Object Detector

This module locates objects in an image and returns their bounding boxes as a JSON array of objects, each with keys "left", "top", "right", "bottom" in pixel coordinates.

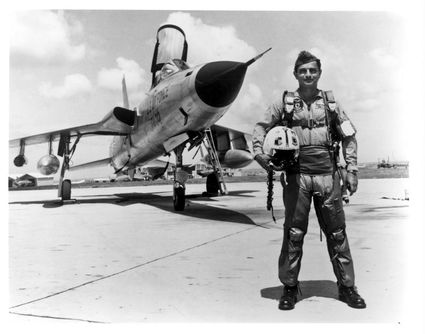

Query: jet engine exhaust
[{"left": 195, "top": 61, "right": 247, "bottom": 108}]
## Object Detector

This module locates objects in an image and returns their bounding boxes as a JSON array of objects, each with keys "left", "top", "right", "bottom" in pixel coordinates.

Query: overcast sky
[{"left": 8, "top": 9, "right": 412, "bottom": 175}]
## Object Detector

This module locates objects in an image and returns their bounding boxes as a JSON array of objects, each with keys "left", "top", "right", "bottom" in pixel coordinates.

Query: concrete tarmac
[{"left": 8, "top": 178, "right": 409, "bottom": 323}]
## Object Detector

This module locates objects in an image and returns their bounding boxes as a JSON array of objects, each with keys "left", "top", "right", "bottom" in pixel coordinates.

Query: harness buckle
[{"left": 308, "top": 119, "right": 314, "bottom": 129}]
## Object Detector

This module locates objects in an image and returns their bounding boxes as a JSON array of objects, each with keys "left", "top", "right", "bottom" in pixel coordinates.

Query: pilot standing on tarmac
[{"left": 252, "top": 51, "right": 366, "bottom": 310}]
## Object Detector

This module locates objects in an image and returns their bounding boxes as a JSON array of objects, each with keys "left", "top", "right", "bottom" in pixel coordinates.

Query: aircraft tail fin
[{"left": 122, "top": 75, "right": 130, "bottom": 109}]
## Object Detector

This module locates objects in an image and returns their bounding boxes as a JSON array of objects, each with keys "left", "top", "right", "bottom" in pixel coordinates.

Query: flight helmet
[{"left": 263, "top": 126, "right": 300, "bottom": 170}]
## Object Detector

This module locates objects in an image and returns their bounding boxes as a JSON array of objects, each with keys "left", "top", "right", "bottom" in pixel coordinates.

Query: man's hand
[
  {"left": 346, "top": 171, "right": 358, "bottom": 195},
  {"left": 254, "top": 154, "right": 272, "bottom": 172}
]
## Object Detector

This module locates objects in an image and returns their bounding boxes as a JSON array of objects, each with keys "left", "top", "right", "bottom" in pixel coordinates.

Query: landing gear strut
[
  {"left": 173, "top": 144, "right": 189, "bottom": 211},
  {"left": 57, "top": 133, "right": 75, "bottom": 202},
  {"left": 203, "top": 128, "right": 228, "bottom": 196}
]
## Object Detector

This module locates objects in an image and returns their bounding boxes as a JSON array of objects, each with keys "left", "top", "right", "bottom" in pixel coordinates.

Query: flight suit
[{"left": 253, "top": 90, "right": 358, "bottom": 288}]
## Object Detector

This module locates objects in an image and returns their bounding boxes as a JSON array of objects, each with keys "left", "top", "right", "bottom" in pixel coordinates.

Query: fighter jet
[{"left": 10, "top": 24, "right": 270, "bottom": 210}]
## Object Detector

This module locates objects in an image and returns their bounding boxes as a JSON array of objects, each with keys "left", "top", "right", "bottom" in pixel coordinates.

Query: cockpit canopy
[{"left": 151, "top": 24, "right": 188, "bottom": 86}]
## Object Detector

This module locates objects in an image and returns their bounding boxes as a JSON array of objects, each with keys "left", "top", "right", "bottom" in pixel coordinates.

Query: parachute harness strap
[{"left": 267, "top": 167, "right": 277, "bottom": 223}]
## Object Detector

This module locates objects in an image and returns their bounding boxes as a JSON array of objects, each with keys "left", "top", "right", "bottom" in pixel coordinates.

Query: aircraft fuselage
[{"left": 110, "top": 61, "right": 246, "bottom": 172}]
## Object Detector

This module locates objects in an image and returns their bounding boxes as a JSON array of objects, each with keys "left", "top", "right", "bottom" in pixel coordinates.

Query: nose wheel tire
[
  {"left": 61, "top": 179, "right": 72, "bottom": 201},
  {"left": 173, "top": 185, "right": 185, "bottom": 211}
]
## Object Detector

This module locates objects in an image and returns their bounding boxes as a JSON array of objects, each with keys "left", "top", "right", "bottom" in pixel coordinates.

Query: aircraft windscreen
[
  {"left": 156, "top": 27, "right": 186, "bottom": 64},
  {"left": 172, "top": 59, "right": 190, "bottom": 70}
]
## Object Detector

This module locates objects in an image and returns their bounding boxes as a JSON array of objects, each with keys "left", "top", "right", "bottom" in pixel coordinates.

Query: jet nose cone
[{"left": 195, "top": 61, "right": 247, "bottom": 108}]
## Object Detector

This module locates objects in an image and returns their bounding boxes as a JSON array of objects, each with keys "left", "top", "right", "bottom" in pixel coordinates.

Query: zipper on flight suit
[{"left": 307, "top": 102, "right": 313, "bottom": 143}]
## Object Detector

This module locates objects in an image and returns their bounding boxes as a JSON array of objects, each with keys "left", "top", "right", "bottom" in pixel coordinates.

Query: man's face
[{"left": 293, "top": 61, "right": 321, "bottom": 88}]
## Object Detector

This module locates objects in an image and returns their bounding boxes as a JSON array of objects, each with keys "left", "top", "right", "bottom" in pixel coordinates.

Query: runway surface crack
[
  {"left": 10, "top": 220, "right": 275, "bottom": 310},
  {"left": 9, "top": 311, "right": 108, "bottom": 323}
]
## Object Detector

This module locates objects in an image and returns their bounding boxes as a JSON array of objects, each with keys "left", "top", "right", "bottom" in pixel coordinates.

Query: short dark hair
[{"left": 294, "top": 51, "right": 321, "bottom": 72}]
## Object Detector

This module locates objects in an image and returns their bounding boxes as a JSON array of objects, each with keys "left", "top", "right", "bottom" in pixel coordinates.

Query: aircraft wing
[
  {"left": 10, "top": 106, "right": 135, "bottom": 148},
  {"left": 141, "top": 158, "right": 172, "bottom": 168},
  {"left": 10, "top": 123, "right": 102, "bottom": 147},
  {"left": 210, "top": 124, "right": 252, "bottom": 153},
  {"left": 69, "top": 157, "right": 112, "bottom": 171},
  {"left": 70, "top": 157, "right": 172, "bottom": 172},
  {"left": 203, "top": 124, "right": 253, "bottom": 169}
]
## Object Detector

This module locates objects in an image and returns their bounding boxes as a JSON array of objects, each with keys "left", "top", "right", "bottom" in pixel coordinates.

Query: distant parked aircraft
[{"left": 377, "top": 157, "right": 408, "bottom": 169}]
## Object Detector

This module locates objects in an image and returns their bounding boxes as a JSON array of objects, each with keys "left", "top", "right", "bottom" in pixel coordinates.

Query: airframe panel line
[
  {"left": 9, "top": 311, "right": 108, "bottom": 324},
  {"left": 10, "top": 219, "right": 274, "bottom": 310}
]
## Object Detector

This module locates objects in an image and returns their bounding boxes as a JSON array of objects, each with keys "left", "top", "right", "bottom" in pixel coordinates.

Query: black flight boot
[
  {"left": 278, "top": 285, "right": 299, "bottom": 310},
  {"left": 338, "top": 284, "right": 366, "bottom": 309}
]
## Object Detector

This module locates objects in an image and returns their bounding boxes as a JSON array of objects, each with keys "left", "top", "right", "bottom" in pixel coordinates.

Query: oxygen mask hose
[{"left": 267, "top": 164, "right": 277, "bottom": 223}]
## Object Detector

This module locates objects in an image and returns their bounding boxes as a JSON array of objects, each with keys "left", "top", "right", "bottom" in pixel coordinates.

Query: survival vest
[{"left": 280, "top": 90, "right": 343, "bottom": 145}]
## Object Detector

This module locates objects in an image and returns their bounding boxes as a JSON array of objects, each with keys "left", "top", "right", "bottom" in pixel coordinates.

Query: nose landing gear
[{"left": 173, "top": 145, "right": 189, "bottom": 211}]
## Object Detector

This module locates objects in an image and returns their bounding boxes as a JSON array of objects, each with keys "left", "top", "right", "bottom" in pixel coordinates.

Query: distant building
[
  {"left": 8, "top": 176, "right": 16, "bottom": 188},
  {"left": 15, "top": 174, "right": 37, "bottom": 187},
  {"left": 9, "top": 172, "right": 54, "bottom": 188},
  {"left": 30, "top": 173, "right": 55, "bottom": 186}
]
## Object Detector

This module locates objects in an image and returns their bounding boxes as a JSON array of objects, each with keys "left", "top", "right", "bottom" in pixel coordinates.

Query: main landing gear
[
  {"left": 206, "top": 172, "right": 220, "bottom": 195},
  {"left": 57, "top": 133, "right": 79, "bottom": 203},
  {"left": 203, "top": 128, "right": 227, "bottom": 197},
  {"left": 61, "top": 179, "right": 72, "bottom": 201},
  {"left": 173, "top": 183, "right": 185, "bottom": 211},
  {"left": 173, "top": 145, "right": 189, "bottom": 211}
]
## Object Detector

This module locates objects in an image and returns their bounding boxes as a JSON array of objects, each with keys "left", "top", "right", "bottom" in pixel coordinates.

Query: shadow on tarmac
[
  {"left": 9, "top": 190, "right": 261, "bottom": 226},
  {"left": 261, "top": 280, "right": 339, "bottom": 302},
  {"left": 348, "top": 204, "right": 409, "bottom": 221}
]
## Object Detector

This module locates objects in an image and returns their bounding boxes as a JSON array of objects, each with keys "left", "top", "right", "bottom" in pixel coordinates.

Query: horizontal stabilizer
[
  {"left": 141, "top": 158, "right": 172, "bottom": 168},
  {"left": 69, "top": 158, "right": 111, "bottom": 171}
]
